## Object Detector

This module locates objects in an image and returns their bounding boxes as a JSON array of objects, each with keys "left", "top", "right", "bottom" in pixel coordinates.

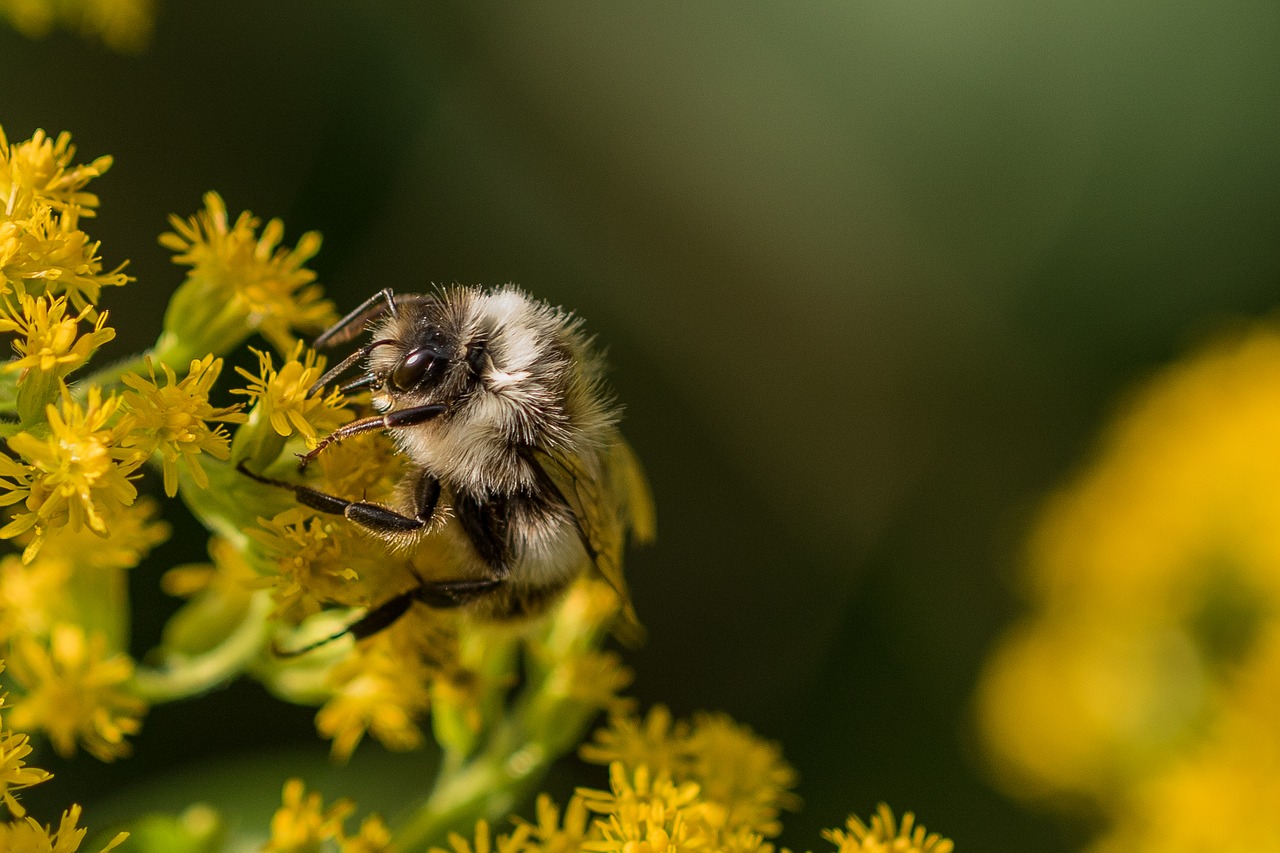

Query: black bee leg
[
  {"left": 306, "top": 338, "right": 396, "bottom": 397},
  {"left": 236, "top": 462, "right": 441, "bottom": 534},
  {"left": 313, "top": 288, "right": 399, "bottom": 349},
  {"left": 272, "top": 590, "right": 418, "bottom": 657},
  {"left": 297, "top": 404, "right": 446, "bottom": 469},
  {"left": 415, "top": 577, "right": 505, "bottom": 608}
]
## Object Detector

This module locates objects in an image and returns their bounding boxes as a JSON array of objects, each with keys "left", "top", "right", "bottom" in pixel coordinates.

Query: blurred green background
[{"left": 4, "top": 2, "right": 1280, "bottom": 849}]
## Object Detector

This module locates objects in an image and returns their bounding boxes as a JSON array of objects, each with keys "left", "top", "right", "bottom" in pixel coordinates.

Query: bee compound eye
[{"left": 391, "top": 348, "right": 438, "bottom": 391}]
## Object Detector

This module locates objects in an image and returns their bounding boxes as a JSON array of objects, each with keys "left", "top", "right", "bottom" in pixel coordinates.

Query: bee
[{"left": 239, "top": 285, "right": 653, "bottom": 650}]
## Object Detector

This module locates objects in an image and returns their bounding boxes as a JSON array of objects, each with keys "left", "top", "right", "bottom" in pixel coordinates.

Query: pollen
[
  {"left": 118, "top": 355, "right": 245, "bottom": 496},
  {"left": 5, "top": 624, "right": 145, "bottom": 761}
]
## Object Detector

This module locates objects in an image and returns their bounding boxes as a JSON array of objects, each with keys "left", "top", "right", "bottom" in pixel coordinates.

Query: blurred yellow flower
[
  {"left": 265, "top": 778, "right": 355, "bottom": 853},
  {"left": 976, "top": 326, "right": 1280, "bottom": 838},
  {"left": 0, "top": 0, "right": 153, "bottom": 52},
  {"left": 581, "top": 704, "right": 686, "bottom": 778},
  {"left": 541, "top": 650, "right": 633, "bottom": 714},
  {"left": 316, "top": 622, "right": 440, "bottom": 761},
  {"left": 265, "top": 779, "right": 395, "bottom": 853},
  {"left": 36, "top": 495, "right": 170, "bottom": 573},
  {"left": 434, "top": 821, "right": 530, "bottom": 853},
  {"left": 118, "top": 354, "right": 246, "bottom": 496},
  {"left": 5, "top": 624, "right": 144, "bottom": 761},
  {"left": 518, "top": 793, "right": 592, "bottom": 853},
  {"left": 823, "top": 805, "right": 953, "bottom": 853},
  {"left": 0, "top": 550, "right": 71, "bottom": 646},
  {"left": 342, "top": 814, "right": 396, "bottom": 853}
]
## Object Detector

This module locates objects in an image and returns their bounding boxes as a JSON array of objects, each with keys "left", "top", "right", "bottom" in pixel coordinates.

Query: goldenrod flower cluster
[
  {"left": 0, "top": 124, "right": 954, "bottom": 853},
  {"left": 976, "top": 328, "right": 1280, "bottom": 850},
  {"left": 0, "top": 659, "right": 127, "bottom": 851},
  {"left": 264, "top": 709, "right": 952, "bottom": 853}
]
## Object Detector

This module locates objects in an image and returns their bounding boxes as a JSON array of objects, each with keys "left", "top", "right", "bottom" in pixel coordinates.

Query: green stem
[
  {"left": 130, "top": 591, "right": 274, "bottom": 703},
  {"left": 392, "top": 691, "right": 601, "bottom": 853}
]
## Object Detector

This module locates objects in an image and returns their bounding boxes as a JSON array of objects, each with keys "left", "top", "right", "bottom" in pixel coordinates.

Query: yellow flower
[
  {"left": 518, "top": 793, "right": 593, "bottom": 853},
  {"left": 341, "top": 814, "right": 396, "bottom": 853},
  {"left": 0, "top": 128, "right": 110, "bottom": 217},
  {"left": 582, "top": 707, "right": 797, "bottom": 839},
  {"left": 160, "top": 192, "right": 332, "bottom": 355},
  {"left": 247, "top": 506, "right": 392, "bottom": 623},
  {"left": 234, "top": 342, "right": 350, "bottom": 444},
  {"left": 0, "top": 498, "right": 168, "bottom": 645},
  {"left": 0, "top": 552, "right": 71, "bottom": 645},
  {"left": 681, "top": 713, "right": 799, "bottom": 837},
  {"left": 578, "top": 763, "right": 712, "bottom": 853},
  {"left": 0, "top": 804, "right": 127, "bottom": 853},
  {"left": 118, "top": 354, "right": 246, "bottom": 496},
  {"left": 264, "top": 779, "right": 355, "bottom": 853},
  {"left": 542, "top": 650, "right": 633, "bottom": 714},
  {"left": 822, "top": 805, "right": 953, "bottom": 853},
  {"left": 0, "top": 200, "right": 129, "bottom": 312},
  {"left": 36, "top": 496, "right": 170, "bottom": 573},
  {"left": 581, "top": 705, "right": 688, "bottom": 778},
  {"left": 0, "top": 723, "right": 51, "bottom": 817},
  {"left": 0, "top": 387, "right": 140, "bottom": 558},
  {"left": 0, "top": 294, "right": 115, "bottom": 376},
  {"left": 432, "top": 820, "right": 530, "bottom": 853},
  {"left": 5, "top": 624, "right": 145, "bottom": 761},
  {"left": 1087, "top": 629, "right": 1280, "bottom": 853},
  {"left": 976, "top": 328, "right": 1280, "bottom": 807},
  {"left": 315, "top": 620, "right": 443, "bottom": 761},
  {"left": 0, "top": 663, "right": 53, "bottom": 816}
]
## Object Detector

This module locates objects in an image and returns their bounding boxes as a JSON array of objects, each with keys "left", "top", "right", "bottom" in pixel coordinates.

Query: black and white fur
[{"left": 241, "top": 285, "right": 630, "bottom": 643}]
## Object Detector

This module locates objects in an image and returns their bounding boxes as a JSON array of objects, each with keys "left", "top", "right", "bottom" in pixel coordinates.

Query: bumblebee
[{"left": 240, "top": 285, "right": 652, "bottom": 647}]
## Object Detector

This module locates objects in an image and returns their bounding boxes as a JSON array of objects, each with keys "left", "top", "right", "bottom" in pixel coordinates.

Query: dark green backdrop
[{"left": 5, "top": 3, "right": 1280, "bottom": 850}]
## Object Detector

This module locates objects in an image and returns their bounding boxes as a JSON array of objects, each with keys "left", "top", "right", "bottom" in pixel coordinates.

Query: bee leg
[
  {"left": 297, "top": 403, "right": 446, "bottom": 469},
  {"left": 415, "top": 577, "right": 505, "bottom": 608},
  {"left": 272, "top": 590, "right": 418, "bottom": 657},
  {"left": 306, "top": 338, "right": 396, "bottom": 397},
  {"left": 236, "top": 462, "right": 441, "bottom": 533},
  {"left": 313, "top": 288, "right": 399, "bottom": 349}
]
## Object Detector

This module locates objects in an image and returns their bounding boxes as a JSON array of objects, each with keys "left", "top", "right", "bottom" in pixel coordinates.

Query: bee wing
[{"left": 529, "top": 436, "right": 653, "bottom": 644}]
